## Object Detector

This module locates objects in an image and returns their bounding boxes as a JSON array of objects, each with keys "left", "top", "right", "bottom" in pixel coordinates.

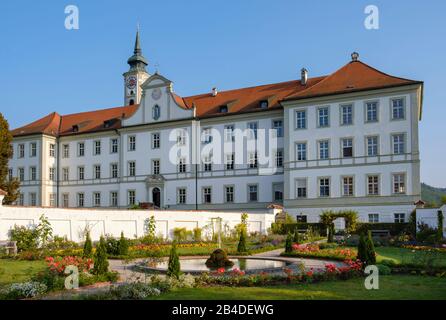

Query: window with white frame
[
  {"left": 275, "top": 149, "right": 283, "bottom": 167},
  {"left": 62, "top": 167, "right": 69, "bottom": 181},
  {"left": 202, "top": 128, "right": 213, "bottom": 144},
  {"left": 78, "top": 166, "right": 85, "bottom": 180},
  {"left": 203, "top": 187, "right": 212, "bottom": 204},
  {"left": 366, "top": 101, "right": 378, "bottom": 122},
  {"left": 111, "top": 138, "right": 118, "bottom": 153},
  {"left": 177, "top": 157, "right": 186, "bottom": 173},
  {"left": 367, "top": 175, "right": 379, "bottom": 195},
  {"left": 341, "top": 104, "right": 353, "bottom": 125},
  {"left": 272, "top": 120, "right": 283, "bottom": 137},
  {"left": 273, "top": 184, "right": 283, "bottom": 201},
  {"left": 342, "top": 176, "right": 354, "bottom": 196},
  {"left": 296, "top": 178, "right": 307, "bottom": 198},
  {"left": 151, "top": 133, "right": 160, "bottom": 149},
  {"left": 225, "top": 153, "right": 234, "bottom": 170},
  {"left": 128, "top": 190, "right": 136, "bottom": 206},
  {"left": 93, "top": 140, "right": 101, "bottom": 155},
  {"left": 394, "top": 213, "right": 405, "bottom": 223},
  {"left": 392, "top": 98, "right": 405, "bottom": 120},
  {"left": 110, "top": 192, "right": 118, "bottom": 207},
  {"left": 49, "top": 167, "right": 55, "bottom": 182},
  {"left": 78, "top": 142, "right": 85, "bottom": 157},
  {"left": 77, "top": 193, "right": 84, "bottom": 207},
  {"left": 392, "top": 134, "right": 405, "bottom": 154},
  {"left": 225, "top": 186, "right": 234, "bottom": 203},
  {"left": 341, "top": 138, "right": 353, "bottom": 158},
  {"left": 94, "top": 165, "right": 101, "bottom": 179},
  {"left": 18, "top": 144, "right": 25, "bottom": 158},
  {"left": 49, "top": 144, "right": 55, "bottom": 157},
  {"left": 368, "top": 213, "right": 379, "bottom": 223},
  {"left": 63, "top": 144, "right": 69, "bottom": 158},
  {"left": 8, "top": 168, "right": 13, "bottom": 181},
  {"left": 248, "top": 184, "right": 258, "bottom": 202},
  {"left": 93, "top": 192, "right": 101, "bottom": 207},
  {"left": 111, "top": 163, "right": 118, "bottom": 178},
  {"left": 319, "top": 140, "right": 329, "bottom": 160},
  {"left": 248, "top": 152, "right": 258, "bottom": 168},
  {"left": 128, "top": 136, "right": 136, "bottom": 151},
  {"left": 177, "top": 129, "right": 187, "bottom": 145},
  {"left": 177, "top": 188, "right": 187, "bottom": 204},
  {"left": 247, "top": 122, "right": 258, "bottom": 140},
  {"left": 296, "top": 143, "right": 307, "bottom": 161},
  {"left": 49, "top": 193, "right": 56, "bottom": 207},
  {"left": 367, "top": 136, "right": 379, "bottom": 156},
  {"left": 224, "top": 125, "right": 235, "bottom": 142},
  {"left": 152, "top": 159, "right": 160, "bottom": 175},
  {"left": 128, "top": 161, "right": 136, "bottom": 177},
  {"left": 318, "top": 107, "right": 329, "bottom": 127},
  {"left": 30, "top": 193, "right": 37, "bottom": 206},
  {"left": 319, "top": 178, "right": 330, "bottom": 197},
  {"left": 30, "top": 166, "right": 37, "bottom": 181},
  {"left": 62, "top": 193, "right": 69, "bottom": 208},
  {"left": 30, "top": 142, "right": 37, "bottom": 157},
  {"left": 18, "top": 193, "right": 24, "bottom": 206},
  {"left": 296, "top": 110, "right": 306, "bottom": 129},
  {"left": 18, "top": 168, "right": 24, "bottom": 181},
  {"left": 393, "top": 173, "right": 406, "bottom": 194},
  {"left": 203, "top": 154, "right": 212, "bottom": 172}
]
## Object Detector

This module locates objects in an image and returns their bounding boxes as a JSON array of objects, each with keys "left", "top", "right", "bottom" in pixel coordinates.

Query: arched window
[
  {"left": 129, "top": 99, "right": 135, "bottom": 105},
  {"left": 152, "top": 104, "right": 160, "bottom": 120}
]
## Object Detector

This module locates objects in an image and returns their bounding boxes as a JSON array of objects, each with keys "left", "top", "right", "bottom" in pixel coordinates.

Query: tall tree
[{"left": 0, "top": 113, "right": 19, "bottom": 204}]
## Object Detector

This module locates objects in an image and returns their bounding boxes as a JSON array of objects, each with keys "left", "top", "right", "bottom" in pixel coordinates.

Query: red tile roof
[{"left": 11, "top": 59, "right": 421, "bottom": 137}]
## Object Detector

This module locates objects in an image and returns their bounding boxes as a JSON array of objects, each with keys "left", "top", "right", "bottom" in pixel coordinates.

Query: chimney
[
  {"left": 212, "top": 87, "right": 218, "bottom": 97},
  {"left": 300, "top": 68, "right": 308, "bottom": 86}
]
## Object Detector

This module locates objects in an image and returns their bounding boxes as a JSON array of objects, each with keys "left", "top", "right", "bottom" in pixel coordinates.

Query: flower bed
[
  {"left": 281, "top": 243, "right": 357, "bottom": 261},
  {"left": 400, "top": 244, "right": 446, "bottom": 253}
]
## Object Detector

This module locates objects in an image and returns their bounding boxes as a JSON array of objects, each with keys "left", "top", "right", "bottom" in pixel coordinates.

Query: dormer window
[
  {"left": 219, "top": 105, "right": 228, "bottom": 113},
  {"left": 103, "top": 120, "right": 112, "bottom": 128},
  {"left": 72, "top": 125, "right": 79, "bottom": 133},
  {"left": 259, "top": 100, "right": 268, "bottom": 109}
]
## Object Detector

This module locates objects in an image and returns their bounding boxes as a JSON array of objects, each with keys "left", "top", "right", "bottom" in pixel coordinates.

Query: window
[
  {"left": 93, "top": 192, "right": 101, "bottom": 207},
  {"left": 8, "top": 168, "right": 13, "bottom": 181},
  {"left": 152, "top": 105, "right": 160, "bottom": 120},
  {"left": 342, "top": 176, "right": 354, "bottom": 196},
  {"left": 296, "top": 179, "right": 307, "bottom": 198},
  {"left": 272, "top": 120, "right": 283, "bottom": 137},
  {"left": 319, "top": 178, "right": 330, "bottom": 197},
  {"left": 219, "top": 105, "right": 228, "bottom": 113},
  {"left": 177, "top": 129, "right": 187, "bottom": 145},
  {"left": 248, "top": 152, "right": 258, "bottom": 168},
  {"left": 128, "top": 136, "right": 136, "bottom": 151},
  {"left": 394, "top": 213, "right": 406, "bottom": 223},
  {"left": 203, "top": 187, "right": 212, "bottom": 204},
  {"left": 111, "top": 139, "right": 118, "bottom": 153},
  {"left": 94, "top": 165, "right": 101, "bottom": 179},
  {"left": 49, "top": 144, "right": 56, "bottom": 157},
  {"left": 273, "top": 184, "right": 283, "bottom": 201},
  {"left": 319, "top": 140, "right": 329, "bottom": 160},
  {"left": 30, "top": 142, "right": 37, "bottom": 157},
  {"left": 392, "top": 98, "right": 405, "bottom": 120},
  {"left": 110, "top": 192, "right": 118, "bottom": 207},
  {"left": 18, "top": 168, "right": 24, "bottom": 181},
  {"left": 296, "top": 143, "right": 307, "bottom": 161},
  {"left": 30, "top": 167, "right": 37, "bottom": 181},
  {"left": 248, "top": 185, "right": 258, "bottom": 202},
  {"left": 128, "top": 161, "right": 136, "bottom": 177},
  {"left": 296, "top": 110, "right": 306, "bottom": 129},
  {"left": 393, "top": 173, "right": 406, "bottom": 194},
  {"left": 224, "top": 125, "right": 235, "bottom": 142},
  {"left": 78, "top": 142, "right": 85, "bottom": 157},
  {"left": 318, "top": 107, "right": 329, "bottom": 127},
  {"left": 18, "top": 144, "right": 25, "bottom": 158},
  {"left": 152, "top": 160, "right": 160, "bottom": 175},
  {"left": 202, "top": 128, "right": 213, "bottom": 144},
  {"left": 128, "top": 190, "right": 136, "bottom": 206},
  {"left": 111, "top": 163, "right": 118, "bottom": 178},
  {"left": 178, "top": 157, "right": 186, "bottom": 173},
  {"left": 78, "top": 166, "right": 85, "bottom": 180},
  {"left": 341, "top": 104, "right": 353, "bottom": 125},
  {"left": 225, "top": 153, "right": 234, "bottom": 170},
  {"left": 342, "top": 138, "right": 353, "bottom": 158},
  {"left": 368, "top": 214, "right": 379, "bottom": 223},
  {"left": 77, "top": 193, "right": 84, "bottom": 207},
  {"left": 49, "top": 167, "right": 56, "bottom": 182},
  {"left": 203, "top": 154, "right": 212, "bottom": 172},
  {"left": 225, "top": 186, "right": 234, "bottom": 203},
  {"left": 93, "top": 140, "right": 101, "bottom": 155},
  {"left": 366, "top": 101, "right": 378, "bottom": 122},
  {"left": 62, "top": 168, "right": 69, "bottom": 181},
  {"left": 177, "top": 188, "right": 186, "bottom": 204},
  {"left": 275, "top": 150, "right": 283, "bottom": 167},
  {"left": 247, "top": 122, "right": 258, "bottom": 140},
  {"left": 367, "top": 136, "right": 379, "bottom": 156},
  {"left": 30, "top": 193, "right": 37, "bottom": 206},
  {"left": 49, "top": 193, "right": 56, "bottom": 207},
  {"left": 151, "top": 133, "right": 160, "bottom": 149},
  {"left": 259, "top": 100, "right": 268, "bottom": 109},
  {"left": 62, "top": 194, "right": 69, "bottom": 208},
  {"left": 367, "top": 175, "right": 379, "bottom": 195},
  {"left": 63, "top": 144, "right": 69, "bottom": 158},
  {"left": 18, "top": 193, "right": 24, "bottom": 206},
  {"left": 392, "top": 134, "right": 405, "bottom": 154}
]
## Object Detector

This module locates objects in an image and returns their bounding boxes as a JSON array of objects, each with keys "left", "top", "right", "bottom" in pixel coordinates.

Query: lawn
[
  {"left": 0, "top": 259, "right": 46, "bottom": 286},
  {"left": 156, "top": 275, "right": 446, "bottom": 300},
  {"left": 375, "top": 247, "right": 446, "bottom": 267}
]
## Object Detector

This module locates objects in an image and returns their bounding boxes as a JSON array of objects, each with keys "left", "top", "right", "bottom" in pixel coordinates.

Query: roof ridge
[{"left": 60, "top": 104, "right": 138, "bottom": 117}]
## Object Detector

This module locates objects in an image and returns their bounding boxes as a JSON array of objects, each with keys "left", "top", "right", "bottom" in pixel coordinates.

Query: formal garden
[{"left": 0, "top": 210, "right": 445, "bottom": 300}]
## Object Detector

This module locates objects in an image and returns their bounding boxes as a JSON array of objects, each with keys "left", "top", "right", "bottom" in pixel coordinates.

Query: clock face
[
  {"left": 126, "top": 76, "right": 137, "bottom": 89},
  {"left": 151, "top": 88, "right": 162, "bottom": 100}
]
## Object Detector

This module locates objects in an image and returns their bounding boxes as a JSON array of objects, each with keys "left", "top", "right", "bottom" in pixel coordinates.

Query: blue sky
[{"left": 0, "top": 0, "right": 445, "bottom": 187}]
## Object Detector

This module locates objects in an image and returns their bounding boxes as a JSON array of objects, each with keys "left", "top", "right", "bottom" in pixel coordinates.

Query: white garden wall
[
  {"left": 0, "top": 202, "right": 275, "bottom": 242},
  {"left": 416, "top": 205, "right": 445, "bottom": 237}
]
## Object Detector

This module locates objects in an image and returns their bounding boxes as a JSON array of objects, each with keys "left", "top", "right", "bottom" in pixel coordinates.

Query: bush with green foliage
[
  {"left": 104, "top": 235, "right": 120, "bottom": 255},
  {"left": 118, "top": 232, "right": 129, "bottom": 256},
  {"left": 0, "top": 281, "right": 47, "bottom": 300},
  {"left": 237, "top": 230, "right": 247, "bottom": 253},
  {"left": 356, "top": 233, "right": 367, "bottom": 264},
  {"left": 271, "top": 222, "right": 327, "bottom": 236},
  {"left": 9, "top": 225, "right": 39, "bottom": 252},
  {"left": 109, "top": 282, "right": 161, "bottom": 299},
  {"left": 143, "top": 216, "right": 157, "bottom": 243},
  {"left": 284, "top": 233, "right": 293, "bottom": 253},
  {"left": 376, "top": 264, "right": 392, "bottom": 275},
  {"left": 83, "top": 231, "right": 93, "bottom": 258},
  {"left": 437, "top": 210, "right": 444, "bottom": 242},
  {"left": 173, "top": 227, "right": 192, "bottom": 242},
  {"left": 417, "top": 223, "right": 438, "bottom": 243},
  {"left": 193, "top": 227, "right": 202, "bottom": 242},
  {"left": 93, "top": 236, "right": 109, "bottom": 275},
  {"left": 205, "top": 248, "right": 234, "bottom": 269},
  {"left": 365, "top": 230, "right": 376, "bottom": 265},
  {"left": 293, "top": 229, "right": 301, "bottom": 243},
  {"left": 167, "top": 242, "right": 181, "bottom": 278},
  {"left": 355, "top": 222, "right": 410, "bottom": 236}
]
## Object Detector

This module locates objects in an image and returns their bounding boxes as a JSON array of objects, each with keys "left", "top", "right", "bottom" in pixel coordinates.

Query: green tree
[
  {"left": 93, "top": 236, "right": 109, "bottom": 275},
  {"left": 441, "top": 195, "right": 446, "bottom": 205},
  {"left": 167, "top": 241, "right": 181, "bottom": 279},
  {"left": 293, "top": 229, "right": 300, "bottom": 243},
  {"left": 144, "top": 215, "right": 156, "bottom": 242},
  {"left": 365, "top": 230, "right": 376, "bottom": 265},
  {"left": 118, "top": 231, "right": 129, "bottom": 256},
  {"left": 0, "top": 113, "right": 19, "bottom": 204},
  {"left": 437, "top": 210, "right": 444, "bottom": 242},
  {"left": 83, "top": 231, "right": 93, "bottom": 258},
  {"left": 284, "top": 232, "right": 293, "bottom": 253},
  {"left": 237, "top": 229, "right": 247, "bottom": 253},
  {"left": 356, "top": 233, "right": 367, "bottom": 265},
  {"left": 36, "top": 214, "right": 53, "bottom": 249}
]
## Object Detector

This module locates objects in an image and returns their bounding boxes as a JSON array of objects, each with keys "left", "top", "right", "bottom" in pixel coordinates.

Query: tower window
[
  {"left": 129, "top": 99, "right": 135, "bottom": 105},
  {"left": 130, "top": 90, "right": 134, "bottom": 95}
]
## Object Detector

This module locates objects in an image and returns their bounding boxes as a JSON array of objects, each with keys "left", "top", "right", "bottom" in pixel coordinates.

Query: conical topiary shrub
[
  {"left": 83, "top": 231, "right": 93, "bottom": 259},
  {"left": 365, "top": 230, "right": 376, "bottom": 265},
  {"left": 237, "top": 230, "right": 247, "bottom": 253},
  {"left": 167, "top": 242, "right": 181, "bottom": 278},
  {"left": 356, "top": 232, "right": 367, "bottom": 264},
  {"left": 118, "top": 231, "right": 129, "bottom": 256},
  {"left": 93, "top": 235, "right": 109, "bottom": 275},
  {"left": 285, "top": 232, "right": 293, "bottom": 253}
]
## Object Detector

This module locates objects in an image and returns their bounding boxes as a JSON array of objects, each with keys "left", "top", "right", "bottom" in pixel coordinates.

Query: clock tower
[{"left": 123, "top": 30, "right": 150, "bottom": 105}]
